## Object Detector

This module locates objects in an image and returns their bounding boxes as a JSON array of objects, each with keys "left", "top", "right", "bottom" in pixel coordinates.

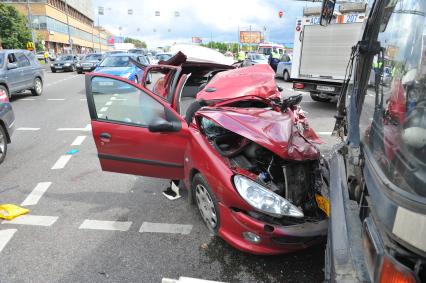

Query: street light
[
  {"left": 26, "top": 0, "right": 37, "bottom": 52},
  {"left": 64, "top": 0, "right": 73, "bottom": 54}
]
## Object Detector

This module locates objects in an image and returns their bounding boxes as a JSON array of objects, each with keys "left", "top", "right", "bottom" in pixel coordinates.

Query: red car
[{"left": 85, "top": 53, "right": 328, "bottom": 255}]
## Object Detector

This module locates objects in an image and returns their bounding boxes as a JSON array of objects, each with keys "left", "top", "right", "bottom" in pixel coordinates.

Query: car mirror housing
[
  {"left": 148, "top": 117, "right": 177, "bottom": 133},
  {"left": 7, "top": 63, "right": 18, "bottom": 70}
]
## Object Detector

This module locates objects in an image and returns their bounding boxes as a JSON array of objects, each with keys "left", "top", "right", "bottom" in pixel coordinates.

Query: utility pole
[
  {"left": 26, "top": 0, "right": 37, "bottom": 52},
  {"left": 64, "top": 0, "right": 73, "bottom": 54},
  {"left": 98, "top": 7, "right": 103, "bottom": 53}
]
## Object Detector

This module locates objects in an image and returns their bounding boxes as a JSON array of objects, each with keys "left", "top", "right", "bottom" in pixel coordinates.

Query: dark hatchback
[
  {"left": 50, "top": 55, "right": 79, "bottom": 72},
  {"left": 0, "top": 89, "right": 15, "bottom": 164},
  {"left": 76, "top": 53, "right": 103, "bottom": 74}
]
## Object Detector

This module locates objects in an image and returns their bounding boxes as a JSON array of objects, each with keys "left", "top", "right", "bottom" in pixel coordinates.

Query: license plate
[
  {"left": 83, "top": 67, "right": 91, "bottom": 70},
  {"left": 56, "top": 66, "right": 62, "bottom": 69},
  {"left": 317, "top": 85, "right": 335, "bottom": 92},
  {"left": 315, "top": 194, "right": 330, "bottom": 217}
]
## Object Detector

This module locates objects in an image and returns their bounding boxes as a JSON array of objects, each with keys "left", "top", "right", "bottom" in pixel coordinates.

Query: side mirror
[
  {"left": 7, "top": 63, "right": 18, "bottom": 70},
  {"left": 148, "top": 117, "right": 176, "bottom": 133},
  {"left": 320, "top": 0, "right": 336, "bottom": 26}
]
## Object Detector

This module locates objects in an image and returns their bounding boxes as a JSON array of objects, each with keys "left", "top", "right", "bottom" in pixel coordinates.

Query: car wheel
[
  {"left": 51, "top": 68, "right": 56, "bottom": 73},
  {"left": 0, "top": 125, "right": 7, "bottom": 165},
  {"left": 71, "top": 65, "right": 76, "bottom": 72},
  {"left": 192, "top": 173, "right": 220, "bottom": 234},
  {"left": 31, "top": 77, "right": 43, "bottom": 96},
  {"left": 283, "top": 70, "right": 290, "bottom": 82},
  {"left": 310, "top": 92, "right": 329, "bottom": 102},
  {"left": 77, "top": 70, "right": 82, "bottom": 74},
  {"left": 0, "top": 85, "right": 10, "bottom": 99}
]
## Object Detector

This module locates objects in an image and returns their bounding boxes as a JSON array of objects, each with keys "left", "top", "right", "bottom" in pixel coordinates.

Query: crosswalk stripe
[
  {"left": 139, "top": 222, "right": 192, "bottom": 235},
  {"left": 2, "top": 215, "right": 58, "bottom": 226},
  {"left": 79, "top": 220, "right": 132, "bottom": 231},
  {"left": 51, "top": 155, "right": 72, "bottom": 169},
  {"left": 0, "top": 229, "right": 17, "bottom": 253},
  {"left": 21, "top": 182, "right": 52, "bottom": 206},
  {"left": 71, "top": 135, "right": 87, "bottom": 146}
]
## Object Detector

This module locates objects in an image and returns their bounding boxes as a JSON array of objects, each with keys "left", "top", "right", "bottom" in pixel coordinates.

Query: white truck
[{"left": 291, "top": 4, "right": 366, "bottom": 102}]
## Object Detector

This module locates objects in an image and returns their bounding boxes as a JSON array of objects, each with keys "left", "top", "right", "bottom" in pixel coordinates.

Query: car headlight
[
  {"left": 64, "top": 63, "right": 71, "bottom": 66},
  {"left": 76, "top": 63, "right": 81, "bottom": 67},
  {"left": 233, "top": 175, "right": 304, "bottom": 218},
  {"left": 50, "top": 64, "right": 54, "bottom": 67}
]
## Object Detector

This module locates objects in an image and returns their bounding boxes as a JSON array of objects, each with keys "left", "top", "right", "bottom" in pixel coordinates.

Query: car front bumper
[
  {"left": 77, "top": 66, "right": 96, "bottom": 72},
  {"left": 218, "top": 203, "right": 328, "bottom": 255}
]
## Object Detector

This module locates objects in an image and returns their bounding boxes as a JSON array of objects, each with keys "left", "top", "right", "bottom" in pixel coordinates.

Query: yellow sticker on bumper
[{"left": 315, "top": 194, "right": 330, "bottom": 217}]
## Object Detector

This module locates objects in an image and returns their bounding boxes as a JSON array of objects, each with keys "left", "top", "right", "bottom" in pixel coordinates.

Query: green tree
[
  {"left": 124, "top": 37, "right": 147, "bottom": 48},
  {"left": 0, "top": 3, "right": 32, "bottom": 49}
]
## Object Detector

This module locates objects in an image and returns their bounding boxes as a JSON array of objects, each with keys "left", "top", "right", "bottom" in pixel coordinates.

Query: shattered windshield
[{"left": 360, "top": 0, "right": 426, "bottom": 197}]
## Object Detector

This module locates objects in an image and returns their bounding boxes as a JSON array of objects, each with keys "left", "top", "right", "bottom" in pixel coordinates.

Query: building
[{"left": 0, "top": 0, "right": 113, "bottom": 54}]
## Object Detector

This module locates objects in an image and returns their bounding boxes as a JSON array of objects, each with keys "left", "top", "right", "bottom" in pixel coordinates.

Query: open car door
[{"left": 85, "top": 73, "right": 189, "bottom": 180}]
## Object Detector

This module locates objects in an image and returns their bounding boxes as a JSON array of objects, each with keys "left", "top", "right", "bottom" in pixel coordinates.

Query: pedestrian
[{"left": 43, "top": 51, "right": 49, "bottom": 64}]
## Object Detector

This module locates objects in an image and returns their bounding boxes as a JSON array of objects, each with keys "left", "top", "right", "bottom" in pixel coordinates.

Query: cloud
[{"left": 93, "top": 0, "right": 318, "bottom": 47}]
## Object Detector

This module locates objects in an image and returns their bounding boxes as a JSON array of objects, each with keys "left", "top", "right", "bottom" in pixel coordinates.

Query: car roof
[{"left": 107, "top": 53, "right": 137, "bottom": 57}]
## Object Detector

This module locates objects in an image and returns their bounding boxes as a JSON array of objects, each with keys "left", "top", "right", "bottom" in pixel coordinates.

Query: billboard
[
  {"left": 192, "top": 37, "right": 202, "bottom": 44},
  {"left": 240, "top": 31, "right": 262, "bottom": 44},
  {"left": 107, "top": 36, "right": 124, "bottom": 46}
]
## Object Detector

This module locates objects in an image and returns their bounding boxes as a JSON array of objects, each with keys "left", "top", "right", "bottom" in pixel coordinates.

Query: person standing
[{"left": 43, "top": 51, "right": 49, "bottom": 63}]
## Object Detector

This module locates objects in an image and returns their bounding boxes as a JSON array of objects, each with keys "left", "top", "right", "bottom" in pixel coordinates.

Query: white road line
[
  {"left": 16, "top": 127, "right": 40, "bottom": 131},
  {"left": 162, "top": 277, "right": 225, "bottom": 283},
  {"left": 0, "top": 229, "right": 17, "bottom": 253},
  {"left": 110, "top": 97, "right": 127, "bottom": 101},
  {"left": 20, "top": 98, "right": 36, "bottom": 101},
  {"left": 80, "top": 98, "right": 87, "bottom": 101},
  {"left": 71, "top": 135, "right": 86, "bottom": 146},
  {"left": 105, "top": 101, "right": 112, "bottom": 106},
  {"left": 317, "top": 131, "right": 333, "bottom": 136},
  {"left": 79, "top": 220, "right": 132, "bottom": 231},
  {"left": 21, "top": 182, "right": 52, "bottom": 206},
  {"left": 51, "top": 155, "right": 72, "bottom": 170},
  {"left": 99, "top": 107, "right": 108, "bottom": 112},
  {"left": 139, "top": 222, "right": 192, "bottom": 235},
  {"left": 47, "top": 98, "right": 65, "bottom": 101},
  {"left": 57, "top": 124, "right": 91, "bottom": 132},
  {"left": 2, "top": 215, "right": 58, "bottom": 226}
]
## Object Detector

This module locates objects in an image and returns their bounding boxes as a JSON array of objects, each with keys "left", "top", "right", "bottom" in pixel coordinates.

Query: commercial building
[{"left": 0, "top": 0, "right": 113, "bottom": 54}]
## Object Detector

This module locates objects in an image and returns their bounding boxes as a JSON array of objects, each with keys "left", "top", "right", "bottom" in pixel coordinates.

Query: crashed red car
[{"left": 84, "top": 53, "right": 328, "bottom": 255}]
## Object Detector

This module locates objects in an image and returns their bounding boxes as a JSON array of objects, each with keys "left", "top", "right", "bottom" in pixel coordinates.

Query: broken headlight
[{"left": 233, "top": 175, "right": 304, "bottom": 218}]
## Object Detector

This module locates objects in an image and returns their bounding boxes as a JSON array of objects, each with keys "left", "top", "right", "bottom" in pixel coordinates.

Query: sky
[{"left": 92, "top": 0, "right": 319, "bottom": 48}]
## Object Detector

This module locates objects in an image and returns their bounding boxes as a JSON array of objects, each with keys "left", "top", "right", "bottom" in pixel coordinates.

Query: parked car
[
  {"left": 84, "top": 52, "right": 328, "bottom": 255},
  {"left": 76, "top": 53, "right": 103, "bottom": 74},
  {"left": 0, "top": 88, "right": 15, "bottom": 164},
  {"left": 94, "top": 53, "right": 147, "bottom": 83},
  {"left": 276, "top": 54, "right": 293, "bottom": 82},
  {"left": 242, "top": 53, "right": 268, "bottom": 67},
  {"left": 0, "top": 49, "right": 45, "bottom": 98},
  {"left": 151, "top": 53, "right": 173, "bottom": 65},
  {"left": 50, "top": 55, "right": 79, "bottom": 72}
]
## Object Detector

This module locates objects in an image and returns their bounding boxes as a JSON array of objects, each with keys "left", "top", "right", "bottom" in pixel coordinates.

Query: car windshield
[
  {"left": 253, "top": 54, "right": 266, "bottom": 60},
  {"left": 360, "top": 0, "right": 426, "bottom": 197},
  {"left": 85, "top": 54, "right": 102, "bottom": 61},
  {"left": 155, "top": 54, "right": 172, "bottom": 61},
  {"left": 57, "top": 55, "right": 73, "bottom": 61},
  {"left": 100, "top": 56, "right": 132, "bottom": 67}
]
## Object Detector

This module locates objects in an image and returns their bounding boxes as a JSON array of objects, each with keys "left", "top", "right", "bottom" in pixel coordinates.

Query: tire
[
  {"left": 51, "top": 68, "right": 56, "bottom": 73},
  {"left": 77, "top": 70, "right": 82, "bottom": 74},
  {"left": 0, "top": 85, "right": 10, "bottom": 99},
  {"left": 71, "top": 65, "right": 76, "bottom": 72},
  {"left": 283, "top": 70, "right": 290, "bottom": 82},
  {"left": 0, "top": 125, "right": 7, "bottom": 165},
  {"left": 192, "top": 173, "right": 220, "bottom": 234},
  {"left": 310, "top": 92, "right": 329, "bottom": 102},
  {"left": 31, "top": 77, "right": 43, "bottom": 96}
]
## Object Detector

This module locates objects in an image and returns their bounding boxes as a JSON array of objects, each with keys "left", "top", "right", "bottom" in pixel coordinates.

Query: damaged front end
[{"left": 195, "top": 99, "right": 329, "bottom": 248}]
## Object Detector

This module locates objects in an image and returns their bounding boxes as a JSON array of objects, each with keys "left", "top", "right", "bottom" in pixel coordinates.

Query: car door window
[
  {"left": 91, "top": 77, "right": 167, "bottom": 126},
  {"left": 7, "top": 53, "right": 17, "bottom": 64},
  {"left": 16, "top": 53, "right": 30, "bottom": 68},
  {"left": 144, "top": 66, "right": 177, "bottom": 101}
]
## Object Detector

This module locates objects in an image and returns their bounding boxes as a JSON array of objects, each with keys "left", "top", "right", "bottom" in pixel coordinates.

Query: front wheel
[
  {"left": 0, "top": 125, "right": 7, "bottom": 165},
  {"left": 31, "top": 77, "right": 43, "bottom": 96},
  {"left": 0, "top": 85, "right": 10, "bottom": 99},
  {"left": 192, "top": 173, "right": 220, "bottom": 234},
  {"left": 283, "top": 70, "right": 290, "bottom": 82}
]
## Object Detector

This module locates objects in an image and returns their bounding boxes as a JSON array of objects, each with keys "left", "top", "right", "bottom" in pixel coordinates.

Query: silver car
[{"left": 0, "top": 50, "right": 45, "bottom": 98}]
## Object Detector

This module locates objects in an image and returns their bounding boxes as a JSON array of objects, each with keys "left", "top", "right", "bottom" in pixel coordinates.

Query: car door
[
  {"left": 4, "top": 53, "right": 23, "bottom": 92},
  {"left": 86, "top": 73, "right": 189, "bottom": 179},
  {"left": 16, "top": 52, "right": 34, "bottom": 87}
]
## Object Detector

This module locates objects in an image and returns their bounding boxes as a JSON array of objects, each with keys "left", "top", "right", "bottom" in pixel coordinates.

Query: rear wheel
[
  {"left": 51, "top": 68, "right": 56, "bottom": 73},
  {"left": 0, "top": 85, "right": 10, "bottom": 99},
  {"left": 31, "top": 77, "right": 43, "bottom": 96},
  {"left": 310, "top": 92, "right": 330, "bottom": 102},
  {"left": 0, "top": 125, "right": 7, "bottom": 165},
  {"left": 192, "top": 173, "right": 220, "bottom": 234},
  {"left": 77, "top": 70, "right": 82, "bottom": 74},
  {"left": 283, "top": 70, "right": 290, "bottom": 82}
]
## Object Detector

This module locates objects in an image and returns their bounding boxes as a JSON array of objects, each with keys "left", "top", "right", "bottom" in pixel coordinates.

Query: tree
[
  {"left": 0, "top": 3, "right": 32, "bottom": 49},
  {"left": 124, "top": 37, "right": 147, "bottom": 48}
]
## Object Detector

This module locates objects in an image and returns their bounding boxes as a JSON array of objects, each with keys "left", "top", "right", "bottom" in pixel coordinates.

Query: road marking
[
  {"left": 105, "top": 101, "right": 112, "bottom": 106},
  {"left": 0, "top": 229, "right": 17, "bottom": 253},
  {"left": 47, "top": 98, "right": 65, "bottom": 101},
  {"left": 71, "top": 135, "right": 87, "bottom": 146},
  {"left": 317, "top": 131, "right": 333, "bottom": 135},
  {"left": 139, "top": 222, "right": 192, "bottom": 235},
  {"left": 99, "top": 107, "right": 108, "bottom": 112},
  {"left": 162, "top": 277, "right": 226, "bottom": 283},
  {"left": 2, "top": 215, "right": 58, "bottom": 226},
  {"left": 20, "top": 98, "right": 36, "bottom": 101},
  {"left": 21, "top": 182, "right": 52, "bottom": 206},
  {"left": 51, "top": 155, "right": 72, "bottom": 170},
  {"left": 16, "top": 127, "right": 40, "bottom": 131},
  {"left": 110, "top": 97, "right": 127, "bottom": 101},
  {"left": 79, "top": 220, "right": 132, "bottom": 231},
  {"left": 57, "top": 124, "right": 91, "bottom": 132},
  {"left": 80, "top": 98, "right": 87, "bottom": 101}
]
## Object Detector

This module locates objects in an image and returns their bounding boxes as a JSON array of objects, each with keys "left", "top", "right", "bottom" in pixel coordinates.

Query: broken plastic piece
[
  {"left": 0, "top": 204, "right": 30, "bottom": 220},
  {"left": 162, "top": 181, "right": 181, "bottom": 200},
  {"left": 66, "top": 149, "right": 80, "bottom": 155}
]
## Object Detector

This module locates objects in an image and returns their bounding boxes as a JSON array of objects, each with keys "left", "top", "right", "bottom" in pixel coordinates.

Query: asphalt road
[{"left": 0, "top": 69, "right": 339, "bottom": 283}]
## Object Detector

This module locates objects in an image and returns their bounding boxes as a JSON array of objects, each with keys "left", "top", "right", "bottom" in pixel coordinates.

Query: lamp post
[
  {"left": 64, "top": 0, "right": 73, "bottom": 54},
  {"left": 26, "top": 0, "right": 37, "bottom": 53}
]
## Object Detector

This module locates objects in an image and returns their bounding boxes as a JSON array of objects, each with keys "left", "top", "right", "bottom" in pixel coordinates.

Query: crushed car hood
[
  {"left": 197, "top": 107, "right": 320, "bottom": 160},
  {"left": 196, "top": 64, "right": 281, "bottom": 102}
]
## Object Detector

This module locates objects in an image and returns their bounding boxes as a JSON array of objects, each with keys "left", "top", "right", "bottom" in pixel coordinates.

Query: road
[{"left": 0, "top": 69, "right": 339, "bottom": 283}]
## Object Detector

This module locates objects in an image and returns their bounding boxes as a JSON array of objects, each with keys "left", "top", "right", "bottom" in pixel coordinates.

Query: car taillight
[
  {"left": 379, "top": 256, "right": 417, "bottom": 283},
  {"left": 0, "top": 90, "right": 8, "bottom": 103},
  {"left": 293, "top": 82, "right": 305, "bottom": 89}
]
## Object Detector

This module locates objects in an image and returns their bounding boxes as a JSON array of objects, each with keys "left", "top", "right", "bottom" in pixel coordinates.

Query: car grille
[{"left": 54, "top": 63, "right": 64, "bottom": 67}]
